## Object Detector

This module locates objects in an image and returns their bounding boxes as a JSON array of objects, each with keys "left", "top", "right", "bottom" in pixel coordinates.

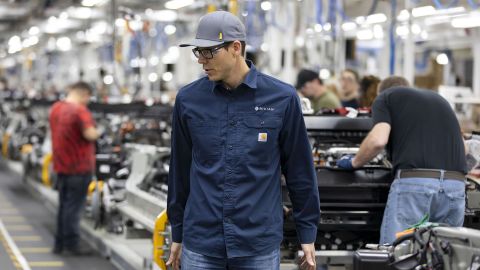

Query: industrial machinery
[{"left": 282, "top": 115, "right": 393, "bottom": 265}]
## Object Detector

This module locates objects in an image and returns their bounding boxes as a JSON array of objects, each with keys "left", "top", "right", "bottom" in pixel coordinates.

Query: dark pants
[{"left": 54, "top": 173, "right": 91, "bottom": 250}]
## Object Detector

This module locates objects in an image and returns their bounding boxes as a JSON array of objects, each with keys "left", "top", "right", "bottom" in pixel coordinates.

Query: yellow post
[
  {"left": 2, "top": 133, "right": 11, "bottom": 158},
  {"left": 88, "top": 180, "right": 104, "bottom": 196},
  {"left": 207, "top": 4, "right": 217, "bottom": 13},
  {"left": 153, "top": 209, "right": 169, "bottom": 270},
  {"left": 229, "top": 0, "right": 238, "bottom": 15},
  {"left": 41, "top": 153, "right": 53, "bottom": 187}
]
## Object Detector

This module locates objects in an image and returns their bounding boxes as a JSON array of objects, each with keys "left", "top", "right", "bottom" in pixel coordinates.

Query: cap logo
[{"left": 219, "top": 32, "right": 223, "bottom": 40}]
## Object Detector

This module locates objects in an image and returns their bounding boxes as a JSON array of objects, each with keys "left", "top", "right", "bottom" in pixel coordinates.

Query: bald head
[{"left": 378, "top": 76, "right": 410, "bottom": 93}]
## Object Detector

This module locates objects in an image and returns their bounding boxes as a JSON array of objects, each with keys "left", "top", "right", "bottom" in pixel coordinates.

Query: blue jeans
[
  {"left": 181, "top": 246, "right": 280, "bottom": 270},
  {"left": 54, "top": 173, "right": 92, "bottom": 250},
  {"left": 380, "top": 174, "right": 465, "bottom": 245}
]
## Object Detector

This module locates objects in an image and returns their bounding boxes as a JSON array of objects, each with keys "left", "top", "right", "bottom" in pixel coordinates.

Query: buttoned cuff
[
  {"left": 297, "top": 227, "right": 317, "bottom": 244},
  {"left": 171, "top": 225, "right": 183, "bottom": 243}
]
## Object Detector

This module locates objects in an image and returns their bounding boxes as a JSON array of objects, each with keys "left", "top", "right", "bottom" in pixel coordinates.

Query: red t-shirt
[{"left": 49, "top": 101, "right": 96, "bottom": 174}]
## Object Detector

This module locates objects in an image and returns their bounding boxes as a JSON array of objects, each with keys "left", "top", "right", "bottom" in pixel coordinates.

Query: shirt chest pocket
[
  {"left": 189, "top": 121, "right": 222, "bottom": 161},
  {"left": 241, "top": 116, "right": 282, "bottom": 165}
]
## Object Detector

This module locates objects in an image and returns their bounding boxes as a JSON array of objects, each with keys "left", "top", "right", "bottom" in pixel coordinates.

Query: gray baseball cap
[{"left": 179, "top": 11, "right": 246, "bottom": 48}]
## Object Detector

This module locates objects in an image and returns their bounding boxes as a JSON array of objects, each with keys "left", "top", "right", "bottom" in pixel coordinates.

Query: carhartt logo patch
[{"left": 258, "top": 133, "right": 267, "bottom": 142}]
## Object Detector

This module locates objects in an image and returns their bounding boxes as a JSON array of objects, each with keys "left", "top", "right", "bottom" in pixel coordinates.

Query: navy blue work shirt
[{"left": 167, "top": 61, "right": 320, "bottom": 258}]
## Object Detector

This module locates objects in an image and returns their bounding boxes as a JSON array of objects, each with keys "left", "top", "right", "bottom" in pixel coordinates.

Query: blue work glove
[{"left": 336, "top": 155, "right": 355, "bottom": 170}]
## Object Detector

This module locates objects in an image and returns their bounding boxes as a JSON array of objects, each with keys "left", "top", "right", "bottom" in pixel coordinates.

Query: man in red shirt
[{"left": 49, "top": 82, "right": 100, "bottom": 255}]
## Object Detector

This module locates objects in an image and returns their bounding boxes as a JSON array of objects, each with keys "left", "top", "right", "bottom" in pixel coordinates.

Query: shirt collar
[{"left": 212, "top": 60, "right": 258, "bottom": 92}]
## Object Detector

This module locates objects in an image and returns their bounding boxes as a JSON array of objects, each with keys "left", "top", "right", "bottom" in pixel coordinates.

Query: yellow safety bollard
[
  {"left": 229, "top": 0, "right": 238, "bottom": 15},
  {"left": 88, "top": 180, "right": 104, "bottom": 196},
  {"left": 2, "top": 133, "right": 11, "bottom": 158},
  {"left": 153, "top": 209, "right": 169, "bottom": 270},
  {"left": 41, "top": 153, "right": 53, "bottom": 187},
  {"left": 207, "top": 4, "right": 216, "bottom": 13}
]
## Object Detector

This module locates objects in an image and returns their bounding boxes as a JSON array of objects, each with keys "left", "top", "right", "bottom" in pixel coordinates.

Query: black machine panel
[{"left": 282, "top": 116, "right": 393, "bottom": 253}]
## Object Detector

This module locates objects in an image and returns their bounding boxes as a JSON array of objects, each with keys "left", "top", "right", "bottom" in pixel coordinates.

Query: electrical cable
[
  {"left": 316, "top": 0, "right": 324, "bottom": 25},
  {"left": 432, "top": 0, "right": 459, "bottom": 9},
  {"left": 389, "top": 0, "right": 397, "bottom": 75},
  {"left": 367, "top": 0, "right": 379, "bottom": 15}
]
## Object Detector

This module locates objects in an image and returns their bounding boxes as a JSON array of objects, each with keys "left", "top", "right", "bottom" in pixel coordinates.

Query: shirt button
[
  {"left": 260, "top": 121, "right": 265, "bottom": 125},
  {"left": 228, "top": 145, "right": 233, "bottom": 150},
  {"left": 225, "top": 218, "right": 232, "bottom": 223},
  {"left": 230, "top": 121, "right": 236, "bottom": 126},
  {"left": 228, "top": 170, "right": 232, "bottom": 175}
]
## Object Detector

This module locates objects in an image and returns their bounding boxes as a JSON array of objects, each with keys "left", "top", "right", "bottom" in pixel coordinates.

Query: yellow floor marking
[
  {"left": 1, "top": 216, "right": 26, "bottom": 221},
  {"left": 4, "top": 225, "right": 33, "bottom": 231},
  {"left": 0, "top": 220, "right": 31, "bottom": 270},
  {"left": 11, "top": 236, "right": 41, "bottom": 241},
  {"left": 18, "top": 247, "right": 51, "bottom": 254},
  {"left": 29, "top": 261, "right": 64, "bottom": 267}
]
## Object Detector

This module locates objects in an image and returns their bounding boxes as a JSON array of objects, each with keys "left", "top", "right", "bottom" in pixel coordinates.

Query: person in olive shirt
[{"left": 296, "top": 69, "right": 341, "bottom": 112}]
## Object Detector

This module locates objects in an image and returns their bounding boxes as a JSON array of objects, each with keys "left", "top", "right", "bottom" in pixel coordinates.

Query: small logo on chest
[
  {"left": 258, "top": 133, "right": 268, "bottom": 142},
  {"left": 255, "top": 106, "right": 274, "bottom": 111}
]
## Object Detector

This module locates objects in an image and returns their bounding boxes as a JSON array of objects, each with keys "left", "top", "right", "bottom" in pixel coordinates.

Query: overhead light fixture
[
  {"left": 60, "top": 12, "right": 68, "bottom": 20},
  {"left": 29, "top": 26, "right": 39, "bottom": 35},
  {"left": 115, "top": 18, "right": 126, "bottom": 28},
  {"left": 56, "top": 37, "right": 72, "bottom": 51},
  {"left": 319, "top": 69, "right": 331, "bottom": 80},
  {"left": 261, "top": 1, "right": 272, "bottom": 11},
  {"left": 260, "top": 43, "right": 269, "bottom": 52},
  {"left": 148, "top": 73, "right": 159, "bottom": 82},
  {"left": 164, "top": 24, "right": 177, "bottom": 35},
  {"left": 323, "top": 23, "right": 331, "bottom": 31},
  {"left": 366, "top": 13, "right": 387, "bottom": 24},
  {"left": 8, "top": 36, "right": 22, "bottom": 54},
  {"left": 451, "top": 12, "right": 480, "bottom": 28},
  {"left": 162, "top": 72, "right": 173, "bottom": 82},
  {"left": 149, "top": 56, "right": 159, "bottom": 66},
  {"left": 396, "top": 25, "right": 409, "bottom": 36},
  {"left": 356, "top": 29, "right": 373, "bottom": 40},
  {"left": 68, "top": 7, "right": 93, "bottom": 19},
  {"left": 421, "top": 31, "right": 428, "bottom": 39},
  {"left": 165, "top": 0, "right": 194, "bottom": 10},
  {"left": 397, "top": 9, "right": 410, "bottom": 22},
  {"left": 341, "top": 22, "right": 357, "bottom": 31},
  {"left": 436, "top": 53, "right": 449, "bottom": 65},
  {"left": 145, "top": 9, "right": 178, "bottom": 22},
  {"left": 412, "top": 6, "right": 436, "bottom": 17},
  {"left": 103, "top": 75, "right": 114, "bottom": 85},
  {"left": 355, "top": 16, "right": 366, "bottom": 24},
  {"left": 81, "top": 0, "right": 108, "bottom": 7},
  {"left": 22, "top": 36, "right": 39, "bottom": 48},
  {"left": 295, "top": 36, "right": 305, "bottom": 47},
  {"left": 411, "top": 24, "right": 421, "bottom": 35},
  {"left": 162, "top": 46, "right": 179, "bottom": 64},
  {"left": 435, "top": 6, "right": 465, "bottom": 15}
]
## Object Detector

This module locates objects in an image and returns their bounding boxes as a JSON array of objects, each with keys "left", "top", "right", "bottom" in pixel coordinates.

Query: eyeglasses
[{"left": 192, "top": 43, "right": 230, "bottom": 59}]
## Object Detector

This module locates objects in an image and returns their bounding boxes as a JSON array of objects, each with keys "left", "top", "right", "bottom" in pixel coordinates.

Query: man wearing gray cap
[{"left": 167, "top": 11, "right": 320, "bottom": 270}]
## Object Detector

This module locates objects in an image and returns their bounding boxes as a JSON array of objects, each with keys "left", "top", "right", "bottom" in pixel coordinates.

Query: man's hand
[
  {"left": 166, "top": 242, "right": 182, "bottom": 270},
  {"left": 336, "top": 154, "right": 355, "bottom": 170},
  {"left": 300, "top": 243, "right": 316, "bottom": 270}
]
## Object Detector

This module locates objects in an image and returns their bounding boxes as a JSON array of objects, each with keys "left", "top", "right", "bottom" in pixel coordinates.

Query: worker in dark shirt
[
  {"left": 337, "top": 82, "right": 466, "bottom": 244},
  {"left": 167, "top": 11, "right": 320, "bottom": 270},
  {"left": 50, "top": 82, "right": 100, "bottom": 255}
]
